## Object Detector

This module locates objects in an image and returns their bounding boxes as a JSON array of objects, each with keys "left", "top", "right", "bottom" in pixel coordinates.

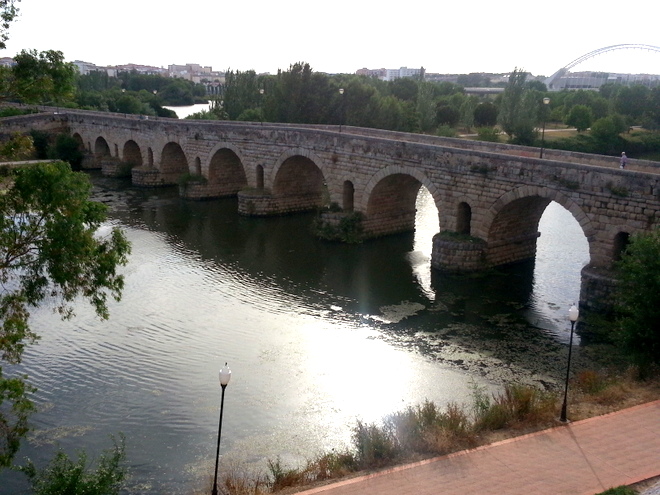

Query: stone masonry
[{"left": 4, "top": 109, "right": 660, "bottom": 311}]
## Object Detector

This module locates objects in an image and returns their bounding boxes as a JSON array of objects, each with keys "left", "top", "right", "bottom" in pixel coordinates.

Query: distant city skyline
[{"left": 3, "top": 0, "right": 659, "bottom": 78}]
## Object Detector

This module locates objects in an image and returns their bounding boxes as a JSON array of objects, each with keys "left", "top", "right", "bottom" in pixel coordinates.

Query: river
[{"left": 1, "top": 166, "right": 591, "bottom": 493}]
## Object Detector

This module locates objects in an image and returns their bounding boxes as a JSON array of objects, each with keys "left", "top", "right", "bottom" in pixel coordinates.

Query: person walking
[{"left": 620, "top": 152, "right": 628, "bottom": 169}]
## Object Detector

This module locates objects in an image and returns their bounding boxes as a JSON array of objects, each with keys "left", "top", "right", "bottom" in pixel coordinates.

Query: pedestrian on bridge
[{"left": 620, "top": 152, "right": 628, "bottom": 169}]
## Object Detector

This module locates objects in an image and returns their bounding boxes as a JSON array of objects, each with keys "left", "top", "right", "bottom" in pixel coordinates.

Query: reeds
[{"left": 212, "top": 372, "right": 658, "bottom": 494}]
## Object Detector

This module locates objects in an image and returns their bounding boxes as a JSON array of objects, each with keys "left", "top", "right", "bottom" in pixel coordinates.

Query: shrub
[
  {"left": 267, "top": 457, "right": 307, "bottom": 492},
  {"left": 575, "top": 370, "right": 608, "bottom": 394},
  {"left": 352, "top": 419, "right": 400, "bottom": 469},
  {"left": 595, "top": 487, "right": 637, "bottom": 495},
  {"left": 21, "top": 435, "right": 127, "bottom": 495},
  {"left": 476, "top": 127, "right": 500, "bottom": 142}
]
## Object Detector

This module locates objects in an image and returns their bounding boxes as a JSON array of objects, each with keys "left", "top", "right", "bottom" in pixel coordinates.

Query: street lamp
[
  {"left": 211, "top": 363, "right": 231, "bottom": 495},
  {"left": 540, "top": 97, "right": 550, "bottom": 158},
  {"left": 339, "top": 88, "right": 345, "bottom": 129},
  {"left": 560, "top": 305, "right": 579, "bottom": 423}
]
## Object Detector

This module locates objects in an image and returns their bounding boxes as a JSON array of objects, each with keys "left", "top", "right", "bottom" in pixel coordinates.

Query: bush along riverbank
[{"left": 198, "top": 366, "right": 659, "bottom": 495}]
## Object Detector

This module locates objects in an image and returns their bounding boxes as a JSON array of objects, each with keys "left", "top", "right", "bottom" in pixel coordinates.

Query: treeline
[
  {"left": 188, "top": 63, "right": 660, "bottom": 158},
  {"left": 0, "top": 49, "right": 209, "bottom": 118},
  {"left": 75, "top": 71, "right": 207, "bottom": 117},
  {"left": 2, "top": 51, "right": 659, "bottom": 158}
]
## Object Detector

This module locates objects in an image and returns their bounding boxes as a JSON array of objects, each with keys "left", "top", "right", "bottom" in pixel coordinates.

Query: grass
[{"left": 195, "top": 369, "right": 658, "bottom": 494}]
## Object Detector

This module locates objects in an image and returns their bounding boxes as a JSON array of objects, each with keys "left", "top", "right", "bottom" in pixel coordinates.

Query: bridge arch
[
  {"left": 159, "top": 142, "right": 188, "bottom": 184},
  {"left": 271, "top": 149, "right": 327, "bottom": 213},
  {"left": 207, "top": 146, "right": 248, "bottom": 195},
  {"left": 94, "top": 136, "right": 111, "bottom": 160},
  {"left": 483, "top": 186, "right": 594, "bottom": 266},
  {"left": 362, "top": 166, "right": 440, "bottom": 238},
  {"left": 122, "top": 140, "right": 143, "bottom": 168}
]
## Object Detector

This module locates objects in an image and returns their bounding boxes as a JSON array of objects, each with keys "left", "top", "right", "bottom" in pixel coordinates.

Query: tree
[
  {"left": 459, "top": 96, "right": 478, "bottom": 132},
  {"left": 474, "top": 102, "right": 498, "bottom": 127},
  {"left": 614, "top": 229, "right": 660, "bottom": 366},
  {"left": 590, "top": 114, "right": 627, "bottom": 150},
  {"left": 0, "top": 0, "right": 19, "bottom": 50},
  {"left": 497, "top": 68, "right": 539, "bottom": 145},
  {"left": 614, "top": 85, "right": 650, "bottom": 124},
  {"left": 416, "top": 82, "right": 436, "bottom": 133},
  {"left": 11, "top": 49, "right": 77, "bottom": 104},
  {"left": 566, "top": 104, "right": 593, "bottom": 132},
  {"left": 0, "top": 161, "right": 130, "bottom": 468},
  {"left": 436, "top": 104, "right": 460, "bottom": 127}
]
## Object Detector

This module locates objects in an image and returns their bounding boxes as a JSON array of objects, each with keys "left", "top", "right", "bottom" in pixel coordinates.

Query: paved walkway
[{"left": 297, "top": 400, "right": 660, "bottom": 495}]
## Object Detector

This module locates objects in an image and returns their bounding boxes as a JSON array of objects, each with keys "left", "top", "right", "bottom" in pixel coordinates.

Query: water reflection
[{"left": 2, "top": 174, "right": 590, "bottom": 494}]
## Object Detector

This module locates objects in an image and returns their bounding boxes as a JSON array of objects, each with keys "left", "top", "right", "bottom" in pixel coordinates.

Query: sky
[{"left": 3, "top": 0, "right": 659, "bottom": 78}]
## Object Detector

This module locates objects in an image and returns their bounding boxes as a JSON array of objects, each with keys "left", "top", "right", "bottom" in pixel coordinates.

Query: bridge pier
[
  {"left": 431, "top": 233, "right": 487, "bottom": 272},
  {"left": 80, "top": 152, "right": 98, "bottom": 170},
  {"left": 430, "top": 231, "right": 541, "bottom": 273},
  {"left": 579, "top": 264, "right": 618, "bottom": 314},
  {"left": 180, "top": 182, "right": 242, "bottom": 200},
  {"left": 237, "top": 189, "right": 323, "bottom": 216},
  {"left": 101, "top": 159, "right": 133, "bottom": 178},
  {"left": 131, "top": 166, "right": 168, "bottom": 187}
]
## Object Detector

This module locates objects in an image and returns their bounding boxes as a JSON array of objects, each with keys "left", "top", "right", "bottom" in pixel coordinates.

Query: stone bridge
[{"left": 4, "top": 109, "right": 660, "bottom": 310}]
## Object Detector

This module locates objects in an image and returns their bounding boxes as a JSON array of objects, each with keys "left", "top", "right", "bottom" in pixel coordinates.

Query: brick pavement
[{"left": 296, "top": 400, "right": 660, "bottom": 495}]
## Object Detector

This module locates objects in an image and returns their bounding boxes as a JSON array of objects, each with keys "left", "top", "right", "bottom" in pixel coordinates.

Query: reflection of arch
[
  {"left": 457, "top": 202, "right": 472, "bottom": 235},
  {"left": 122, "top": 140, "right": 142, "bottom": 167},
  {"left": 343, "top": 180, "right": 354, "bottom": 212},
  {"left": 160, "top": 142, "right": 188, "bottom": 175},
  {"left": 613, "top": 231, "right": 630, "bottom": 261},
  {"left": 485, "top": 186, "right": 592, "bottom": 266}
]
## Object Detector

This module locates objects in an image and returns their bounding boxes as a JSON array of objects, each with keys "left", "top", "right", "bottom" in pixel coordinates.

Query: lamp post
[
  {"left": 338, "top": 88, "right": 345, "bottom": 130},
  {"left": 540, "top": 97, "right": 550, "bottom": 158},
  {"left": 560, "top": 305, "right": 579, "bottom": 423},
  {"left": 211, "top": 363, "right": 231, "bottom": 495}
]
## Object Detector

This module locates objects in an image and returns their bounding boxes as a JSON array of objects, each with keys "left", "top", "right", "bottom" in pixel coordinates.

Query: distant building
[
  {"left": 547, "top": 70, "right": 660, "bottom": 90},
  {"left": 0, "top": 57, "right": 15, "bottom": 67},
  {"left": 356, "top": 67, "right": 387, "bottom": 79},
  {"left": 168, "top": 63, "right": 224, "bottom": 84},
  {"left": 356, "top": 66, "right": 425, "bottom": 81}
]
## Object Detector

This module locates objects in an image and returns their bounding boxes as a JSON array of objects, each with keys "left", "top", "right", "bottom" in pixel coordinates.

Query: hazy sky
[{"left": 3, "top": 0, "right": 659, "bottom": 77}]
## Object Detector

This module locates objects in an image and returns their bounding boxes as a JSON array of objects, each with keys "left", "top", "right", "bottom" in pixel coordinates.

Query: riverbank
[
  {"left": 289, "top": 399, "right": 660, "bottom": 495},
  {"left": 199, "top": 368, "right": 660, "bottom": 495}
]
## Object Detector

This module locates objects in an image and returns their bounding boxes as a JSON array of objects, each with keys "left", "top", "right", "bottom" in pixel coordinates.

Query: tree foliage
[
  {"left": 0, "top": 161, "right": 130, "bottom": 467},
  {"left": 0, "top": 0, "right": 19, "bottom": 50},
  {"left": 614, "top": 229, "right": 660, "bottom": 366},
  {"left": 21, "top": 434, "right": 127, "bottom": 495},
  {"left": 566, "top": 104, "right": 594, "bottom": 132},
  {"left": 10, "top": 49, "right": 77, "bottom": 104},
  {"left": 497, "top": 68, "right": 539, "bottom": 145}
]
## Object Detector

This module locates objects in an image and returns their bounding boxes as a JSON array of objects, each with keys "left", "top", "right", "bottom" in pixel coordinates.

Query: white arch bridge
[{"left": 545, "top": 44, "right": 660, "bottom": 90}]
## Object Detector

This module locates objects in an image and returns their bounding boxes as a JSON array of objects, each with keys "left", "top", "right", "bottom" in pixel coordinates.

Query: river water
[{"left": 2, "top": 168, "right": 591, "bottom": 493}]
